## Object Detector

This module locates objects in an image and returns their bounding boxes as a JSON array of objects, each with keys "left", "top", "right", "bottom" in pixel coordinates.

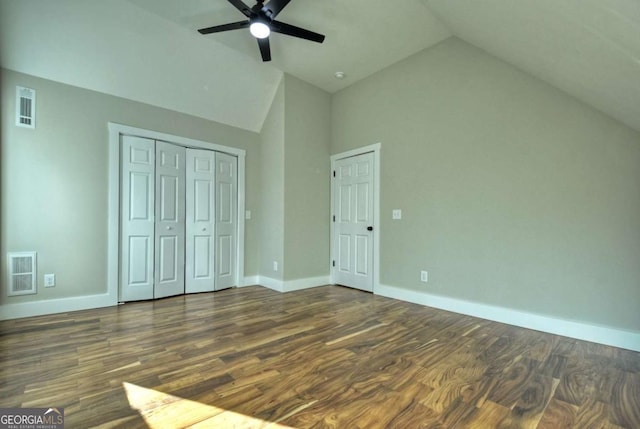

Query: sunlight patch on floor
[{"left": 123, "top": 382, "right": 297, "bottom": 428}]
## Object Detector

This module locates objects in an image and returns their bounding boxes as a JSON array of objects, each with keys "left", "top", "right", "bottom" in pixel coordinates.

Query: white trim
[
  {"left": 241, "top": 276, "right": 259, "bottom": 287},
  {"left": 107, "top": 127, "right": 120, "bottom": 304},
  {"left": 376, "top": 283, "right": 640, "bottom": 352},
  {"left": 283, "top": 276, "right": 330, "bottom": 292},
  {"left": 258, "top": 276, "right": 284, "bottom": 292},
  {"left": 236, "top": 152, "right": 246, "bottom": 288},
  {"left": 108, "top": 122, "right": 246, "bottom": 302},
  {"left": 256, "top": 276, "right": 329, "bottom": 293},
  {"left": 330, "top": 143, "right": 381, "bottom": 293},
  {"left": 0, "top": 293, "right": 116, "bottom": 321}
]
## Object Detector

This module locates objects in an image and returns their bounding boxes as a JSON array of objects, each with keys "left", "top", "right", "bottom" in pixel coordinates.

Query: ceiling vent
[
  {"left": 16, "top": 86, "right": 36, "bottom": 129},
  {"left": 7, "top": 252, "right": 37, "bottom": 296}
]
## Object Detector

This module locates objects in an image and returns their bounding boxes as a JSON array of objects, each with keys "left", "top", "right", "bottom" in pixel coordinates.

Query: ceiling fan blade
[
  {"left": 257, "top": 37, "right": 271, "bottom": 61},
  {"left": 262, "top": 0, "right": 291, "bottom": 18},
  {"left": 227, "top": 0, "right": 253, "bottom": 17},
  {"left": 271, "top": 20, "right": 325, "bottom": 43},
  {"left": 198, "top": 20, "right": 250, "bottom": 35}
]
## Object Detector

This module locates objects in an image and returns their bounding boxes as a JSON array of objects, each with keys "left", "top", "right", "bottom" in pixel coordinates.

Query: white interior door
[
  {"left": 333, "top": 152, "right": 375, "bottom": 292},
  {"left": 215, "top": 152, "right": 237, "bottom": 290},
  {"left": 154, "top": 141, "right": 186, "bottom": 299},
  {"left": 185, "top": 149, "right": 216, "bottom": 293},
  {"left": 120, "top": 136, "right": 155, "bottom": 301}
]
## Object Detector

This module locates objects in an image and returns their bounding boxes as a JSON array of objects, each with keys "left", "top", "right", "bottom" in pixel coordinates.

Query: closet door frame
[{"left": 107, "top": 123, "right": 246, "bottom": 302}]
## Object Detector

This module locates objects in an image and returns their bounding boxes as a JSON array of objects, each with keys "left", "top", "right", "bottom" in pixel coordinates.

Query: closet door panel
[
  {"left": 185, "top": 149, "right": 216, "bottom": 293},
  {"left": 215, "top": 152, "right": 237, "bottom": 290},
  {"left": 154, "top": 141, "right": 186, "bottom": 299},
  {"left": 120, "top": 136, "right": 155, "bottom": 301}
]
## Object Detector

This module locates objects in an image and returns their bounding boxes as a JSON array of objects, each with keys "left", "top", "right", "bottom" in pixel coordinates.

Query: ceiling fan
[{"left": 198, "top": 0, "right": 325, "bottom": 62}]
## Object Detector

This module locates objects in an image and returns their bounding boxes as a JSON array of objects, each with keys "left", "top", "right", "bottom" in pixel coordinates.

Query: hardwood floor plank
[
  {"left": 496, "top": 374, "right": 559, "bottom": 429},
  {"left": 488, "top": 356, "right": 539, "bottom": 409},
  {"left": 575, "top": 400, "right": 626, "bottom": 429},
  {"left": 537, "top": 398, "right": 577, "bottom": 429},
  {"left": 460, "top": 399, "right": 511, "bottom": 427},
  {"left": 1, "top": 285, "right": 638, "bottom": 428},
  {"left": 610, "top": 371, "right": 640, "bottom": 428}
]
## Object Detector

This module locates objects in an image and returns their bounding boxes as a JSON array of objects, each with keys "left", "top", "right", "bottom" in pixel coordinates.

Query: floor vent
[
  {"left": 16, "top": 86, "right": 36, "bottom": 129},
  {"left": 7, "top": 252, "right": 37, "bottom": 296}
]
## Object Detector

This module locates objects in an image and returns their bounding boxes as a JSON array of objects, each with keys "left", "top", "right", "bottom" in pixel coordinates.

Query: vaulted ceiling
[{"left": 1, "top": 0, "right": 639, "bottom": 134}]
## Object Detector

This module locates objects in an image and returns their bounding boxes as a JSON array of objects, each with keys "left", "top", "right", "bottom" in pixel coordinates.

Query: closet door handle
[{"left": 166, "top": 226, "right": 173, "bottom": 230}]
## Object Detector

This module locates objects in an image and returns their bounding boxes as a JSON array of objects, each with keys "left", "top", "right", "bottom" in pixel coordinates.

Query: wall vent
[
  {"left": 16, "top": 86, "right": 36, "bottom": 129},
  {"left": 7, "top": 252, "right": 37, "bottom": 296}
]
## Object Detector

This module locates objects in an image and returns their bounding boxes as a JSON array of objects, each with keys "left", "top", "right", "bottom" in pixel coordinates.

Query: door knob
[
  {"left": 166, "top": 226, "right": 173, "bottom": 230},
  {"left": 202, "top": 227, "right": 207, "bottom": 232},
  {"left": 367, "top": 226, "right": 373, "bottom": 231}
]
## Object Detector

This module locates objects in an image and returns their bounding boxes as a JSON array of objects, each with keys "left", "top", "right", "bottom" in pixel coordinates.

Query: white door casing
[
  {"left": 120, "top": 135, "right": 155, "bottom": 301},
  {"left": 185, "top": 149, "right": 216, "bottom": 294},
  {"left": 215, "top": 152, "right": 238, "bottom": 290},
  {"left": 332, "top": 151, "right": 375, "bottom": 292},
  {"left": 154, "top": 141, "right": 186, "bottom": 299}
]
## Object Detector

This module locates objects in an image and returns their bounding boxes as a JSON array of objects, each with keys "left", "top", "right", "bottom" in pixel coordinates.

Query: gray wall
[
  {"left": 283, "top": 75, "right": 331, "bottom": 281},
  {"left": 259, "top": 78, "right": 285, "bottom": 280},
  {"left": 331, "top": 38, "right": 640, "bottom": 331},
  {"left": 258, "top": 74, "right": 332, "bottom": 282},
  {"left": 4, "top": 36, "right": 640, "bottom": 334},
  {"left": 1, "top": 68, "right": 261, "bottom": 305}
]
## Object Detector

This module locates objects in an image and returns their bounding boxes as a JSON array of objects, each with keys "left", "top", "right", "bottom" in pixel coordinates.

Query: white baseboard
[
  {"left": 257, "top": 275, "right": 329, "bottom": 293},
  {"left": 0, "top": 275, "right": 327, "bottom": 320},
  {"left": 241, "top": 276, "right": 259, "bottom": 287},
  {"left": 0, "top": 293, "right": 118, "bottom": 321},
  {"left": 284, "top": 276, "right": 330, "bottom": 292},
  {"left": 258, "top": 276, "right": 285, "bottom": 292},
  {"left": 375, "top": 283, "right": 640, "bottom": 352}
]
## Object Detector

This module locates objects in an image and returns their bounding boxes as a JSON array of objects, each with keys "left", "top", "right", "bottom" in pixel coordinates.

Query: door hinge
[
  {"left": 333, "top": 215, "right": 335, "bottom": 222},
  {"left": 332, "top": 260, "right": 335, "bottom": 267},
  {"left": 333, "top": 170, "right": 336, "bottom": 178}
]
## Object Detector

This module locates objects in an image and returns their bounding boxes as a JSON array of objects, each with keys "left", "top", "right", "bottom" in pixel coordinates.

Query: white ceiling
[
  {"left": 126, "top": 0, "right": 452, "bottom": 93},
  {"left": 2, "top": 0, "right": 639, "bottom": 134}
]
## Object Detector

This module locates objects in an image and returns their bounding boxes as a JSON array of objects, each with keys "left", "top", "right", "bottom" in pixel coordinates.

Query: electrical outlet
[
  {"left": 392, "top": 209, "right": 402, "bottom": 220},
  {"left": 273, "top": 261, "right": 278, "bottom": 271},
  {"left": 44, "top": 274, "right": 56, "bottom": 287},
  {"left": 420, "top": 271, "right": 428, "bottom": 283}
]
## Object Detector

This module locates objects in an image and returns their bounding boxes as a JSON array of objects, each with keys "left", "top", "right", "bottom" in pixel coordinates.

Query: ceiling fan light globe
[{"left": 250, "top": 22, "right": 270, "bottom": 39}]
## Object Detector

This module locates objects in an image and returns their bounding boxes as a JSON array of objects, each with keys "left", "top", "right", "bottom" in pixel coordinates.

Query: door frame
[
  {"left": 107, "top": 123, "right": 246, "bottom": 302},
  {"left": 330, "top": 143, "right": 381, "bottom": 292}
]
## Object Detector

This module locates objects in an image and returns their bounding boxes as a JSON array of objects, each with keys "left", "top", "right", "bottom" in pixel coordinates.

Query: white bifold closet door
[
  {"left": 120, "top": 136, "right": 186, "bottom": 301},
  {"left": 154, "top": 141, "right": 186, "bottom": 299},
  {"left": 185, "top": 150, "right": 237, "bottom": 292},
  {"left": 120, "top": 136, "right": 156, "bottom": 301},
  {"left": 185, "top": 149, "right": 216, "bottom": 293},
  {"left": 214, "top": 152, "right": 238, "bottom": 290},
  {"left": 120, "top": 136, "right": 237, "bottom": 301}
]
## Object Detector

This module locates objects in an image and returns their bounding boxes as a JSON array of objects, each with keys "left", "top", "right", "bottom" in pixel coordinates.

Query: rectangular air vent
[
  {"left": 7, "top": 252, "right": 37, "bottom": 296},
  {"left": 16, "top": 86, "right": 36, "bottom": 129}
]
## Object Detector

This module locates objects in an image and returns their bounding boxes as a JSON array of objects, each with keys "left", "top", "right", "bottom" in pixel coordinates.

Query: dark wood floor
[{"left": 1, "top": 286, "right": 639, "bottom": 428}]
